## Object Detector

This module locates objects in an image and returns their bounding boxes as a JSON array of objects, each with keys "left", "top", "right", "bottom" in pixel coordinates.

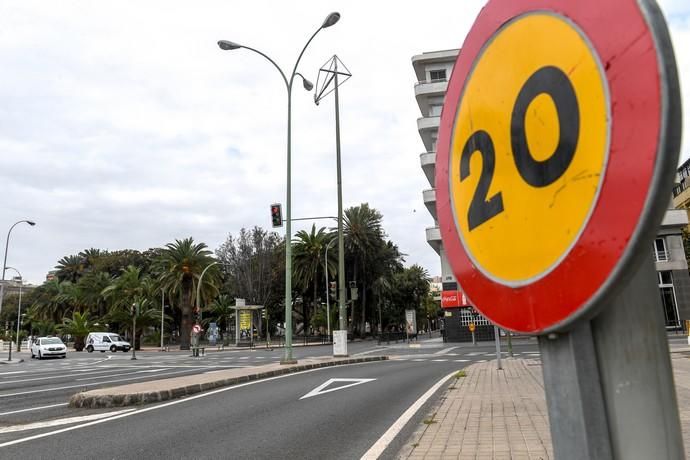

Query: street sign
[
  {"left": 436, "top": 0, "right": 681, "bottom": 334},
  {"left": 192, "top": 324, "right": 201, "bottom": 334},
  {"left": 469, "top": 323, "right": 476, "bottom": 333}
]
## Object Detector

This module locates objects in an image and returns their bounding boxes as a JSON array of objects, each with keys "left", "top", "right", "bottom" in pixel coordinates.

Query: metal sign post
[
  {"left": 436, "top": 0, "right": 683, "bottom": 457},
  {"left": 493, "top": 326, "right": 502, "bottom": 371}
]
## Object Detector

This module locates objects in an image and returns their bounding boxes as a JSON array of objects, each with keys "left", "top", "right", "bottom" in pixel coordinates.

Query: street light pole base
[{"left": 280, "top": 359, "right": 298, "bottom": 365}]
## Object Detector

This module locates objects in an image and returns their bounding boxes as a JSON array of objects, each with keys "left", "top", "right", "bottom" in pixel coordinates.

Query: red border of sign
[{"left": 436, "top": 0, "right": 661, "bottom": 333}]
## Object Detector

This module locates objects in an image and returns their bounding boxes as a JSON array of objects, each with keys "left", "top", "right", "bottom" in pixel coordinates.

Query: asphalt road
[{"left": 0, "top": 338, "right": 542, "bottom": 459}]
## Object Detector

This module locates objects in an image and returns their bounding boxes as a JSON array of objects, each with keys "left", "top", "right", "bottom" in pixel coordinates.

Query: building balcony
[
  {"left": 426, "top": 226, "right": 442, "bottom": 255},
  {"left": 420, "top": 151, "right": 436, "bottom": 187},
  {"left": 423, "top": 188, "right": 437, "bottom": 220},
  {"left": 660, "top": 208, "right": 689, "bottom": 229},
  {"left": 414, "top": 79, "right": 448, "bottom": 114},
  {"left": 417, "top": 116, "right": 440, "bottom": 152}
]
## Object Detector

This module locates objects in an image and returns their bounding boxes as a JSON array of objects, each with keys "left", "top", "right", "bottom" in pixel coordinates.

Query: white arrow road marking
[
  {"left": 0, "top": 409, "right": 135, "bottom": 434},
  {"left": 300, "top": 378, "right": 376, "bottom": 400}
]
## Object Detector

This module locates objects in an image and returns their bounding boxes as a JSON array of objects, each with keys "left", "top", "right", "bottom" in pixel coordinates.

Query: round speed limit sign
[{"left": 436, "top": 0, "right": 681, "bottom": 334}]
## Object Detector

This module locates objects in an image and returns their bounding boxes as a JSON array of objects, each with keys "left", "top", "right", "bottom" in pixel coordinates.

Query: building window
[
  {"left": 654, "top": 238, "right": 668, "bottom": 262},
  {"left": 429, "top": 104, "right": 443, "bottom": 117},
  {"left": 429, "top": 69, "right": 446, "bottom": 82},
  {"left": 430, "top": 133, "right": 438, "bottom": 153},
  {"left": 658, "top": 271, "right": 681, "bottom": 329}
]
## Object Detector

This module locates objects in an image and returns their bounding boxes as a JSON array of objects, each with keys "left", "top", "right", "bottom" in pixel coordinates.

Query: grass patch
[
  {"left": 422, "top": 418, "right": 437, "bottom": 425},
  {"left": 412, "top": 443, "right": 419, "bottom": 448},
  {"left": 455, "top": 370, "right": 467, "bottom": 378}
]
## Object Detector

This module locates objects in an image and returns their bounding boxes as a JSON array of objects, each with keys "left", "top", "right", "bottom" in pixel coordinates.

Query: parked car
[
  {"left": 85, "top": 332, "right": 131, "bottom": 353},
  {"left": 31, "top": 337, "right": 67, "bottom": 359}
]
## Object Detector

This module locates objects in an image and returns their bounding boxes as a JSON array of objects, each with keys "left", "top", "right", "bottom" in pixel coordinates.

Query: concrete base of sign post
[{"left": 333, "top": 330, "right": 348, "bottom": 357}]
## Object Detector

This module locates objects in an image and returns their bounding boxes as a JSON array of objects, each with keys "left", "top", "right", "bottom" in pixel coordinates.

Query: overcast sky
[{"left": 1, "top": 0, "right": 689, "bottom": 285}]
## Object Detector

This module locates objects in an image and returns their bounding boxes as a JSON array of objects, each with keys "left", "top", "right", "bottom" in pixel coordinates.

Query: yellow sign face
[
  {"left": 239, "top": 310, "right": 251, "bottom": 330},
  {"left": 450, "top": 12, "right": 609, "bottom": 285}
]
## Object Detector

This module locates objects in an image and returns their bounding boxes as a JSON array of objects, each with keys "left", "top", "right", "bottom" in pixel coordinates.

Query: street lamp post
[
  {"left": 5, "top": 266, "right": 23, "bottom": 358},
  {"left": 218, "top": 12, "right": 340, "bottom": 365},
  {"left": 196, "top": 261, "right": 219, "bottom": 325},
  {"left": 161, "top": 289, "right": 166, "bottom": 351},
  {"left": 324, "top": 238, "right": 337, "bottom": 337},
  {"left": 0, "top": 220, "right": 35, "bottom": 318}
]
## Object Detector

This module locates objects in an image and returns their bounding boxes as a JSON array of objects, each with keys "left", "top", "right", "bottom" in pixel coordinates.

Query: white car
[
  {"left": 31, "top": 337, "right": 67, "bottom": 359},
  {"left": 85, "top": 332, "right": 131, "bottom": 353}
]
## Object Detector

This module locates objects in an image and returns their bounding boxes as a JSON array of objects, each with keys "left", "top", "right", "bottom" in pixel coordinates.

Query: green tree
[
  {"left": 55, "top": 254, "right": 87, "bottom": 283},
  {"left": 293, "top": 225, "right": 331, "bottom": 335},
  {"left": 215, "top": 227, "right": 284, "bottom": 337},
  {"left": 57, "top": 311, "right": 94, "bottom": 351},
  {"left": 156, "top": 238, "right": 219, "bottom": 350}
]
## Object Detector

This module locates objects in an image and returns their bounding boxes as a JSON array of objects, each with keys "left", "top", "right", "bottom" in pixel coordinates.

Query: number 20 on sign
[{"left": 452, "top": 13, "right": 607, "bottom": 285}]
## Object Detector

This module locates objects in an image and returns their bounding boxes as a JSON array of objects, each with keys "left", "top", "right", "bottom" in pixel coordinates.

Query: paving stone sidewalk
[{"left": 398, "top": 354, "right": 690, "bottom": 460}]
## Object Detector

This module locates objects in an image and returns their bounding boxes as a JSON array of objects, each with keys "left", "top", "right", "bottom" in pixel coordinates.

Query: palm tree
[
  {"left": 293, "top": 225, "right": 331, "bottom": 335},
  {"left": 57, "top": 311, "right": 93, "bottom": 351},
  {"left": 201, "top": 294, "right": 233, "bottom": 341},
  {"left": 55, "top": 254, "right": 86, "bottom": 283},
  {"left": 155, "top": 238, "right": 220, "bottom": 350},
  {"left": 343, "top": 203, "right": 385, "bottom": 335}
]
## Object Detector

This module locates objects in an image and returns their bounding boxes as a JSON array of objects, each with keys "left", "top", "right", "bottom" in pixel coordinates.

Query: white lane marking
[
  {"left": 354, "top": 347, "right": 388, "bottom": 357},
  {"left": 476, "top": 359, "right": 487, "bottom": 363},
  {"left": 0, "top": 369, "right": 197, "bottom": 398},
  {"left": 0, "top": 409, "right": 134, "bottom": 434},
  {"left": 0, "top": 371, "right": 27, "bottom": 376},
  {"left": 75, "top": 369, "right": 168, "bottom": 381},
  {"left": 0, "top": 360, "right": 384, "bottom": 447},
  {"left": 412, "top": 359, "right": 426, "bottom": 362},
  {"left": 454, "top": 359, "right": 470, "bottom": 363},
  {"left": 360, "top": 370, "right": 458, "bottom": 460},
  {"left": 433, "top": 346, "right": 459, "bottom": 356},
  {"left": 0, "top": 368, "right": 147, "bottom": 385},
  {"left": 0, "top": 403, "right": 68, "bottom": 417},
  {"left": 300, "top": 378, "right": 376, "bottom": 400},
  {"left": 431, "top": 359, "right": 448, "bottom": 362},
  {"left": 238, "top": 357, "right": 249, "bottom": 360}
]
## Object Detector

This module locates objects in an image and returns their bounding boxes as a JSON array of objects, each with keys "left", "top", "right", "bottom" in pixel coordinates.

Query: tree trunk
[
  {"left": 312, "top": 277, "right": 318, "bottom": 335},
  {"left": 361, "top": 280, "right": 367, "bottom": 336},
  {"left": 352, "top": 263, "right": 359, "bottom": 335},
  {"left": 180, "top": 278, "right": 193, "bottom": 350}
]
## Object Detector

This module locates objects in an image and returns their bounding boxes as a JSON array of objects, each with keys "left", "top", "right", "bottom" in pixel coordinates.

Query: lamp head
[
  {"left": 303, "top": 79, "right": 314, "bottom": 91},
  {"left": 27, "top": 220, "right": 36, "bottom": 226},
  {"left": 322, "top": 12, "right": 340, "bottom": 28},
  {"left": 217, "top": 40, "right": 242, "bottom": 50}
]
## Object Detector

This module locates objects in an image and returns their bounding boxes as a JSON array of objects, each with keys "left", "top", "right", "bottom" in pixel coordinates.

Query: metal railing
[
  {"left": 654, "top": 250, "right": 669, "bottom": 262},
  {"left": 414, "top": 78, "right": 448, "bottom": 87}
]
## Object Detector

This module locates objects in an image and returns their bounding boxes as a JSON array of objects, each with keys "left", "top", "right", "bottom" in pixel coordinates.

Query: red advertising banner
[
  {"left": 442, "top": 290, "right": 471, "bottom": 308},
  {"left": 441, "top": 290, "right": 459, "bottom": 308}
]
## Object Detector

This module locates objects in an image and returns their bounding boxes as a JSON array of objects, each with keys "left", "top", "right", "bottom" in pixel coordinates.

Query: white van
[{"left": 85, "top": 332, "right": 131, "bottom": 353}]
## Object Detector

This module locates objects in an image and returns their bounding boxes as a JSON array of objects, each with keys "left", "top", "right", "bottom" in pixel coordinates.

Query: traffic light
[
  {"left": 329, "top": 281, "right": 336, "bottom": 297},
  {"left": 270, "top": 203, "right": 283, "bottom": 228}
]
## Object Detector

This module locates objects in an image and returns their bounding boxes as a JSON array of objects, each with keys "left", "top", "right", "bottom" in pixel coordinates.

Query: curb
[
  {"left": 69, "top": 356, "right": 388, "bottom": 409},
  {"left": 0, "top": 358, "right": 24, "bottom": 364}
]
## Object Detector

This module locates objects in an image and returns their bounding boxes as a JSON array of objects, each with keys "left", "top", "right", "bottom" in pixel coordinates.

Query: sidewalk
[{"left": 398, "top": 354, "right": 690, "bottom": 459}]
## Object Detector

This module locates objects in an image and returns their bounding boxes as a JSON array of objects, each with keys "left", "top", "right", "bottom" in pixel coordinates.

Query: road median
[{"left": 69, "top": 356, "right": 388, "bottom": 409}]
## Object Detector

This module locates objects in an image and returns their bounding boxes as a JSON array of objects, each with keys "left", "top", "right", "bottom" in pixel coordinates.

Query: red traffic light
[{"left": 270, "top": 203, "right": 283, "bottom": 228}]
